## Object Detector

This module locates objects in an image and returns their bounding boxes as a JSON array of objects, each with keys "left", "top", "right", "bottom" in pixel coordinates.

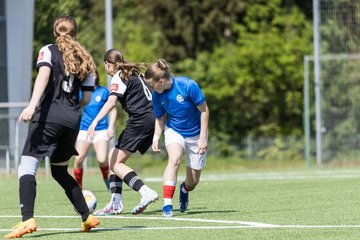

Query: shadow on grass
[
  {"left": 29, "top": 227, "right": 133, "bottom": 238},
  {"left": 143, "top": 207, "right": 238, "bottom": 215}
]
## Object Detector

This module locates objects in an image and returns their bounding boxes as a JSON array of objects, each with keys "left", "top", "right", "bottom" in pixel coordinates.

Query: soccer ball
[
  {"left": 83, "top": 190, "right": 97, "bottom": 213},
  {"left": 74, "top": 190, "right": 97, "bottom": 213}
]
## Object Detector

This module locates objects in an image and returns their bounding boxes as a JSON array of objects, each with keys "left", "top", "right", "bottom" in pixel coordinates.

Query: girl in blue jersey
[
  {"left": 73, "top": 70, "right": 116, "bottom": 190},
  {"left": 144, "top": 59, "right": 209, "bottom": 217},
  {"left": 4, "top": 16, "right": 99, "bottom": 239},
  {"left": 88, "top": 49, "right": 158, "bottom": 216}
]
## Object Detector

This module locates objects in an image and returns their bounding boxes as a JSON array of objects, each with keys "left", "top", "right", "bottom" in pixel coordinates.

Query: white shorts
[
  {"left": 164, "top": 127, "right": 207, "bottom": 170},
  {"left": 77, "top": 130, "right": 109, "bottom": 143}
]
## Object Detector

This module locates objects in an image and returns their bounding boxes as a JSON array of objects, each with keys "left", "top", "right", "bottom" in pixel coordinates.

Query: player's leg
[
  {"left": 52, "top": 161, "right": 89, "bottom": 218},
  {"left": 110, "top": 127, "right": 159, "bottom": 215},
  {"left": 52, "top": 125, "right": 99, "bottom": 231},
  {"left": 179, "top": 134, "right": 207, "bottom": 213},
  {"left": 179, "top": 167, "right": 201, "bottom": 213},
  {"left": 110, "top": 148, "right": 158, "bottom": 215},
  {"left": 162, "top": 143, "right": 184, "bottom": 217},
  {"left": 18, "top": 156, "right": 40, "bottom": 222},
  {"left": 4, "top": 156, "right": 40, "bottom": 239},
  {"left": 161, "top": 127, "right": 185, "bottom": 217},
  {"left": 95, "top": 148, "right": 128, "bottom": 215},
  {"left": 51, "top": 162, "right": 99, "bottom": 231},
  {"left": 5, "top": 122, "right": 49, "bottom": 238},
  {"left": 73, "top": 130, "right": 92, "bottom": 188},
  {"left": 93, "top": 131, "right": 110, "bottom": 190}
]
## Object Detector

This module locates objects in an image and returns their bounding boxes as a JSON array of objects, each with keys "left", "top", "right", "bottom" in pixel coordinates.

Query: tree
[
  {"left": 177, "top": 0, "right": 313, "bottom": 143},
  {"left": 140, "top": 0, "right": 245, "bottom": 62}
]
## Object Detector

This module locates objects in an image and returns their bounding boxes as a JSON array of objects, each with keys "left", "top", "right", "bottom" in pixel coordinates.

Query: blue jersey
[
  {"left": 152, "top": 76, "right": 205, "bottom": 137},
  {"left": 80, "top": 86, "right": 110, "bottom": 131}
]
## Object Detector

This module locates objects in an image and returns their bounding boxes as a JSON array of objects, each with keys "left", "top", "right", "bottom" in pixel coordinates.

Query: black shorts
[
  {"left": 116, "top": 126, "right": 154, "bottom": 154},
  {"left": 22, "top": 122, "right": 79, "bottom": 163}
]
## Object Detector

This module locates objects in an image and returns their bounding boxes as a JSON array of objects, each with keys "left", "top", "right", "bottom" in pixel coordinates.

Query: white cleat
[
  {"left": 131, "top": 189, "right": 158, "bottom": 215},
  {"left": 94, "top": 201, "right": 124, "bottom": 216}
]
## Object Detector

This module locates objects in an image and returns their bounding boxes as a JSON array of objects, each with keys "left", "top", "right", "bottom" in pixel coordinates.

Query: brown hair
[
  {"left": 144, "top": 58, "right": 172, "bottom": 82},
  {"left": 94, "top": 70, "right": 100, "bottom": 86},
  {"left": 104, "top": 49, "right": 144, "bottom": 80},
  {"left": 54, "top": 16, "right": 96, "bottom": 81}
]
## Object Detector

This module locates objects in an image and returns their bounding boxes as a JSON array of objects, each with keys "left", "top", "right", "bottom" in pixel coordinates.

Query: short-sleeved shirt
[
  {"left": 80, "top": 85, "right": 110, "bottom": 131},
  {"left": 34, "top": 44, "right": 94, "bottom": 129},
  {"left": 152, "top": 76, "right": 205, "bottom": 137},
  {"left": 110, "top": 70, "right": 154, "bottom": 129}
]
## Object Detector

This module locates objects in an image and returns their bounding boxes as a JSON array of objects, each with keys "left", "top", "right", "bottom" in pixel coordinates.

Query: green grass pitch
[{"left": 1, "top": 168, "right": 360, "bottom": 239}]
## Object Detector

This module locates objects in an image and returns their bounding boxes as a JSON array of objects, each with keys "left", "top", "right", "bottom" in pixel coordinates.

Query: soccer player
[
  {"left": 89, "top": 49, "right": 158, "bottom": 216},
  {"left": 4, "top": 16, "right": 100, "bottom": 239},
  {"left": 73, "top": 70, "right": 116, "bottom": 191},
  {"left": 144, "top": 59, "right": 209, "bottom": 217}
]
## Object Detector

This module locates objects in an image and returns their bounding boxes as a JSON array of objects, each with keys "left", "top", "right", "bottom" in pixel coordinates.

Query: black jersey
[
  {"left": 32, "top": 44, "right": 94, "bottom": 129},
  {"left": 110, "top": 70, "right": 155, "bottom": 129}
]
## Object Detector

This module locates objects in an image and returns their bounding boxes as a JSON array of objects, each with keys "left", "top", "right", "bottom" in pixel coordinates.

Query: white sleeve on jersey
[
  {"left": 36, "top": 45, "right": 52, "bottom": 66},
  {"left": 110, "top": 70, "right": 127, "bottom": 95}
]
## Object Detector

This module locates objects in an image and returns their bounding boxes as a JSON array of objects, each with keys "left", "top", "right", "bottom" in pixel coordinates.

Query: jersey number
[{"left": 62, "top": 74, "right": 74, "bottom": 93}]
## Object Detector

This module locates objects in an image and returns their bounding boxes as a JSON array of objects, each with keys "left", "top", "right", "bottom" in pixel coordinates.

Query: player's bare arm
[
  {"left": 197, "top": 101, "right": 209, "bottom": 154},
  {"left": 87, "top": 95, "right": 117, "bottom": 139},
  {"left": 152, "top": 115, "right": 166, "bottom": 153},
  {"left": 19, "top": 66, "right": 51, "bottom": 123}
]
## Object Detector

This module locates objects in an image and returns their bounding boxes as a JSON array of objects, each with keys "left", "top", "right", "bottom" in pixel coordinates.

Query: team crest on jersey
[
  {"left": 111, "top": 84, "right": 118, "bottom": 92},
  {"left": 37, "top": 51, "right": 44, "bottom": 61},
  {"left": 176, "top": 94, "right": 184, "bottom": 103},
  {"left": 95, "top": 96, "right": 101, "bottom": 102}
]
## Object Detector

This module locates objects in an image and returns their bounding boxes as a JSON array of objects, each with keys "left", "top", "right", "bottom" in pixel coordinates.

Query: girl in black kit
[
  {"left": 89, "top": 49, "right": 158, "bottom": 216},
  {"left": 4, "top": 16, "right": 100, "bottom": 239}
]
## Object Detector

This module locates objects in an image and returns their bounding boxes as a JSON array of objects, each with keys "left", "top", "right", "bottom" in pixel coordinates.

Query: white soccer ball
[{"left": 75, "top": 190, "right": 97, "bottom": 213}]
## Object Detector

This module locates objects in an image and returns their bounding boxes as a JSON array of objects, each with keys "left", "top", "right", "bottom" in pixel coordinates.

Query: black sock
[
  {"left": 110, "top": 174, "right": 122, "bottom": 194},
  {"left": 51, "top": 165, "right": 89, "bottom": 221},
  {"left": 123, "top": 171, "right": 144, "bottom": 192},
  {"left": 19, "top": 175, "right": 37, "bottom": 221}
]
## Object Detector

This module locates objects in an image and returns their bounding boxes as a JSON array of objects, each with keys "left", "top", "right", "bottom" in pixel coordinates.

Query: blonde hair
[
  {"left": 144, "top": 58, "right": 172, "bottom": 82},
  {"left": 104, "top": 49, "right": 144, "bottom": 80},
  {"left": 53, "top": 16, "right": 95, "bottom": 81}
]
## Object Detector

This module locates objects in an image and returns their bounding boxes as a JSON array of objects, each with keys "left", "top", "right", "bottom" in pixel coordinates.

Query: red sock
[
  {"left": 183, "top": 182, "right": 191, "bottom": 192},
  {"left": 73, "top": 168, "right": 83, "bottom": 188},
  {"left": 99, "top": 165, "right": 109, "bottom": 180},
  {"left": 163, "top": 185, "right": 176, "bottom": 199}
]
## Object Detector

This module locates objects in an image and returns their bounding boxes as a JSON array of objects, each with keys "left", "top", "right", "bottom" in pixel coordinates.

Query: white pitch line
[
  {"left": 2, "top": 224, "right": 360, "bottom": 233},
  {"left": 145, "top": 171, "right": 360, "bottom": 182},
  {"left": 0, "top": 215, "right": 277, "bottom": 227},
  {"left": 2, "top": 215, "right": 360, "bottom": 229}
]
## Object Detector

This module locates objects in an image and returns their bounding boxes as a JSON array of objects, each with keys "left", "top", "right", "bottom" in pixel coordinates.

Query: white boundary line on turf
[
  {"left": 144, "top": 170, "right": 360, "bottom": 182},
  {"left": 3, "top": 215, "right": 360, "bottom": 229},
  {"left": 2, "top": 224, "right": 360, "bottom": 233},
  {"left": 0, "top": 215, "right": 277, "bottom": 227}
]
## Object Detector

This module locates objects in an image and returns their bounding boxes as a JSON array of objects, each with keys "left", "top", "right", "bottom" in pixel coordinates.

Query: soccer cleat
[
  {"left": 131, "top": 188, "right": 158, "bottom": 215},
  {"left": 178, "top": 182, "right": 189, "bottom": 212},
  {"left": 81, "top": 214, "right": 100, "bottom": 232},
  {"left": 4, "top": 218, "right": 37, "bottom": 239},
  {"left": 162, "top": 205, "right": 173, "bottom": 217},
  {"left": 94, "top": 201, "right": 123, "bottom": 216}
]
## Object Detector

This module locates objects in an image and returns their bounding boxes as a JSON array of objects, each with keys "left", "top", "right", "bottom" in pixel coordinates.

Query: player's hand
[
  {"left": 87, "top": 122, "right": 96, "bottom": 142},
  {"left": 108, "top": 127, "right": 115, "bottom": 140},
  {"left": 197, "top": 138, "right": 207, "bottom": 155},
  {"left": 19, "top": 106, "right": 36, "bottom": 123},
  {"left": 152, "top": 135, "right": 161, "bottom": 153}
]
